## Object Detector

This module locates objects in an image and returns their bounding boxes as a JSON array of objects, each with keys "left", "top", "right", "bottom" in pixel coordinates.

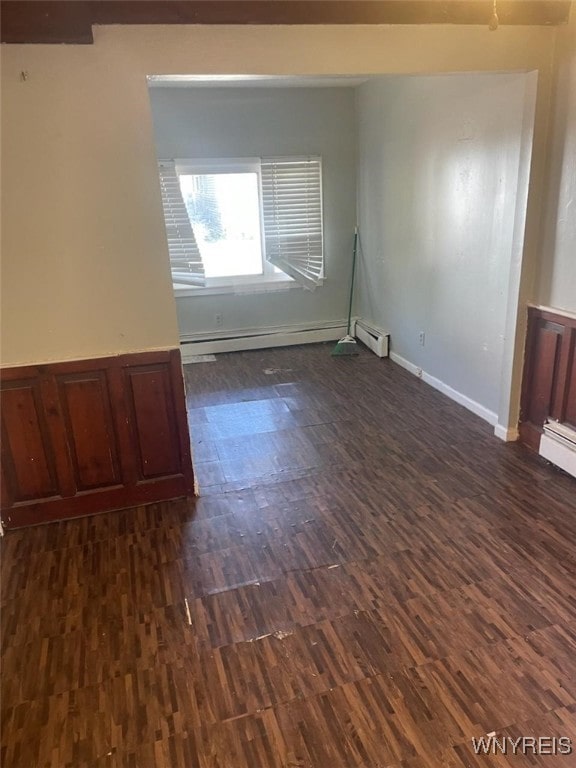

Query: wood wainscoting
[
  {"left": 0, "top": 349, "right": 195, "bottom": 529},
  {"left": 519, "top": 306, "right": 576, "bottom": 450}
]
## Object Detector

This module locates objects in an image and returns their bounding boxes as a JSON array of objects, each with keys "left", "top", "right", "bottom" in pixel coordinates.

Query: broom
[{"left": 331, "top": 228, "right": 359, "bottom": 356}]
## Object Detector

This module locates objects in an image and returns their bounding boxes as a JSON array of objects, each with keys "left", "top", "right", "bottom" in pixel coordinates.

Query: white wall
[
  {"left": 1, "top": 37, "right": 180, "bottom": 366},
  {"left": 356, "top": 73, "right": 534, "bottom": 419},
  {"left": 0, "top": 23, "right": 556, "bottom": 368},
  {"left": 149, "top": 86, "right": 357, "bottom": 337},
  {"left": 537, "top": 5, "right": 576, "bottom": 313}
]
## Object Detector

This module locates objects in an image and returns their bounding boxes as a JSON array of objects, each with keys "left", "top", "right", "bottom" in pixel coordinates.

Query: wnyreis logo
[{"left": 471, "top": 734, "right": 573, "bottom": 756}]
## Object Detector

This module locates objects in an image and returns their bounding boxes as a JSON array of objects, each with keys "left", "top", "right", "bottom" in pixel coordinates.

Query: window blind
[
  {"left": 158, "top": 161, "right": 205, "bottom": 286},
  {"left": 261, "top": 157, "right": 323, "bottom": 290}
]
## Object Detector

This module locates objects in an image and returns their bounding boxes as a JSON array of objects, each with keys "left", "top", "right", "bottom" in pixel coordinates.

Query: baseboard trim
[
  {"left": 389, "top": 351, "right": 498, "bottom": 427},
  {"left": 494, "top": 424, "right": 519, "bottom": 442},
  {"left": 180, "top": 319, "right": 347, "bottom": 344},
  {"left": 181, "top": 322, "right": 347, "bottom": 359}
]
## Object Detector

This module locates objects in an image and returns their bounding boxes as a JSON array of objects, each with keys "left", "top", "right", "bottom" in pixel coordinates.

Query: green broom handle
[{"left": 346, "top": 228, "right": 358, "bottom": 336}]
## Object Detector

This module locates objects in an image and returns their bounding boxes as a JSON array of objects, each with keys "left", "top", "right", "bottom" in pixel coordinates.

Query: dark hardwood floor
[{"left": 2, "top": 343, "right": 576, "bottom": 767}]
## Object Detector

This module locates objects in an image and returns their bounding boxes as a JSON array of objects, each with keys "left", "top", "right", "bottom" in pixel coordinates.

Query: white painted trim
[
  {"left": 539, "top": 434, "right": 576, "bottom": 479},
  {"left": 543, "top": 421, "right": 576, "bottom": 449},
  {"left": 180, "top": 319, "right": 347, "bottom": 344},
  {"left": 494, "top": 424, "right": 519, "bottom": 442},
  {"left": 0, "top": 346, "right": 180, "bottom": 369},
  {"left": 181, "top": 323, "right": 347, "bottom": 359},
  {"left": 529, "top": 304, "right": 576, "bottom": 322},
  {"left": 174, "top": 277, "right": 299, "bottom": 298},
  {"left": 389, "top": 351, "right": 498, "bottom": 426},
  {"left": 497, "top": 72, "right": 538, "bottom": 438}
]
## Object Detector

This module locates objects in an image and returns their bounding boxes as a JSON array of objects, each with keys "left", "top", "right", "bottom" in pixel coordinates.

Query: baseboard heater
[
  {"left": 351, "top": 319, "right": 390, "bottom": 358},
  {"left": 540, "top": 421, "right": 576, "bottom": 479},
  {"left": 180, "top": 322, "right": 347, "bottom": 359}
]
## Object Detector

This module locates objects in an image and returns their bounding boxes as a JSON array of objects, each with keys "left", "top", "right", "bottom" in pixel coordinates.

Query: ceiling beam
[{"left": 1, "top": 1, "right": 571, "bottom": 45}]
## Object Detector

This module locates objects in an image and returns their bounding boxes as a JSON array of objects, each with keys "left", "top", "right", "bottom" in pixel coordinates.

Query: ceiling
[{"left": 1, "top": 1, "right": 572, "bottom": 45}]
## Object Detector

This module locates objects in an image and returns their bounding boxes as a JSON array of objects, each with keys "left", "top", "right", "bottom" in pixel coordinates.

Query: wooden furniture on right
[{"left": 519, "top": 305, "right": 576, "bottom": 451}]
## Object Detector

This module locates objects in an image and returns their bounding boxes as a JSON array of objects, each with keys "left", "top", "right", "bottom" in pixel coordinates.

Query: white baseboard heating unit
[
  {"left": 540, "top": 421, "right": 576, "bottom": 479},
  {"left": 352, "top": 319, "right": 390, "bottom": 358},
  {"left": 180, "top": 321, "right": 348, "bottom": 359}
]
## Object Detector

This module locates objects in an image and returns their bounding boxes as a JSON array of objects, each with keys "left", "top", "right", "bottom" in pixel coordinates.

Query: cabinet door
[
  {"left": 1, "top": 350, "right": 195, "bottom": 528},
  {"left": 520, "top": 309, "right": 576, "bottom": 449},
  {"left": 1, "top": 376, "right": 59, "bottom": 505},
  {"left": 55, "top": 371, "right": 122, "bottom": 491}
]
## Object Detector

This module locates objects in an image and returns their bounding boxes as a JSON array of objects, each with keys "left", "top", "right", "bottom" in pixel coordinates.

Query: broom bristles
[{"left": 331, "top": 335, "right": 359, "bottom": 356}]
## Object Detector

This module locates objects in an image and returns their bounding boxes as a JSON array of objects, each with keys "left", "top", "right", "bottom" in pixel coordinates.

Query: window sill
[{"left": 174, "top": 278, "right": 317, "bottom": 298}]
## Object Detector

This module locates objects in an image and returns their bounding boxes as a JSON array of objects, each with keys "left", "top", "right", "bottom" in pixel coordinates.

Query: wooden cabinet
[
  {"left": 519, "top": 307, "right": 576, "bottom": 450},
  {"left": 0, "top": 349, "right": 195, "bottom": 528}
]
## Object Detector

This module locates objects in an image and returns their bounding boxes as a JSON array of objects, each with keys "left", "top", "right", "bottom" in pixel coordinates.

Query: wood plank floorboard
[{"left": 2, "top": 343, "right": 576, "bottom": 767}]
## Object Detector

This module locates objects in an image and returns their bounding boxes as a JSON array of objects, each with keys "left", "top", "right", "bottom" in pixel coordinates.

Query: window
[
  {"left": 158, "top": 156, "right": 324, "bottom": 293},
  {"left": 261, "top": 157, "right": 324, "bottom": 290},
  {"left": 177, "top": 159, "right": 266, "bottom": 282}
]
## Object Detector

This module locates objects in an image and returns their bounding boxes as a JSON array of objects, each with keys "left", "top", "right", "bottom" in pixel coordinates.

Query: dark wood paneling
[
  {"left": 518, "top": 419, "right": 543, "bottom": 451},
  {"left": 0, "top": 349, "right": 195, "bottom": 528},
  {"left": 57, "top": 373, "right": 121, "bottom": 491},
  {"left": 0, "top": 463, "right": 10, "bottom": 509},
  {"left": 519, "top": 306, "right": 576, "bottom": 450},
  {"left": 0, "top": 1, "right": 571, "bottom": 44},
  {"left": 526, "top": 324, "right": 562, "bottom": 425},
  {"left": 127, "top": 366, "right": 181, "bottom": 480},
  {"left": 0, "top": 379, "right": 58, "bottom": 503},
  {"left": 3, "top": 477, "right": 192, "bottom": 529},
  {"left": 566, "top": 345, "right": 576, "bottom": 428}
]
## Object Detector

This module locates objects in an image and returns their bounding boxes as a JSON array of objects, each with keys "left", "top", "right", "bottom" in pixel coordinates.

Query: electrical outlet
[
  {"left": 419, "top": 331, "right": 425, "bottom": 347},
  {"left": 215, "top": 313, "right": 223, "bottom": 328}
]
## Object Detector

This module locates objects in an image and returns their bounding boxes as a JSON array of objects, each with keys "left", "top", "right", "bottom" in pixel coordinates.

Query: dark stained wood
[
  {"left": 519, "top": 306, "right": 576, "bottom": 450},
  {"left": 0, "top": 1, "right": 571, "bottom": 44},
  {"left": 39, "top": 371, "right": 77, "bottom": 499},
  {"left": 126, "top": 366, "right": 181, "bottom": 479},
  {"left": 0, "top": 378, "right": 58, "bottom": 503},
  {"left": 527, "top": 324, "right": 561, "bottom": 424},
  {"left": 106, "top": 363, "right": 140, "bottom": 487},
  {"left": 1, "top": 475, "right": 196, "bottom": 530},
  {"left": 57, "top": 373, "right": 121, "bottom": 491},
  {"left": 518, "top": 418, "right": 544, "bottom": 451},
  {"left": 566, "top": 343, "right": 576, "bottom": 428},
  {"left": 0, "top": 463, "right": 10, "bottom": 510},
  {"left": 1, "top": 343, "right": 575, "bottom": 767},
  {"left": 0, "top": 349, "right": 194, "bottom": 528}
]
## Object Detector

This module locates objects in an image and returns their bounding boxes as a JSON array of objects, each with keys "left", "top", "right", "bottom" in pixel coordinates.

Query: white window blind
[
  {"left": 158, "top": 161, "right": 205, "bottom": 286},
  {"left": 261, "top": 157, "right": 323, "bottom": 290}
]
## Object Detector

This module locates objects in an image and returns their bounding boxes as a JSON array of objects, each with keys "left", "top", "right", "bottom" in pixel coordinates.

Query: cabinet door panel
[
  {"left": 57, "top": 374, "right": 121, "bottom": 491},
  {"left": 520, "top": 309, "right": 576, "bottom": 451},
  {"left": 1, "top": 350, "right": 194, "bottom": 528},
  {"left": 526, "top": 323, "right": 561, "bottom": 426},
  {"left": 126, "top": 367, "right": 181, "bottom": 479},
  {"left": 565, "top": 348, "right": 576, "bottom": 429},
  {"left": 1, "top": 381, "right": 58, "bottom": 502}
]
